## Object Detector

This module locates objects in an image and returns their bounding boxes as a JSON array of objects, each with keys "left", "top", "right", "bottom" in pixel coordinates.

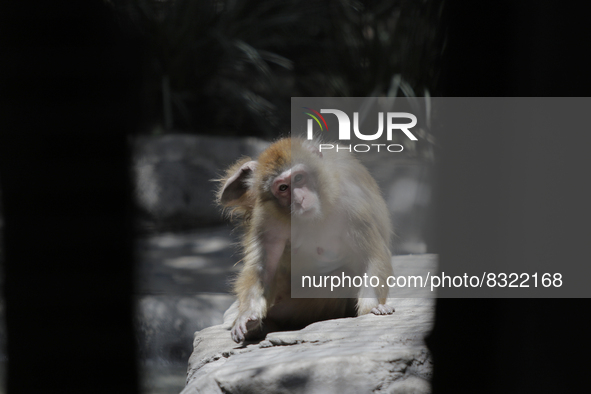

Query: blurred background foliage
[{"left": 110, "top": 0, "right": 445, "bottom": 141}]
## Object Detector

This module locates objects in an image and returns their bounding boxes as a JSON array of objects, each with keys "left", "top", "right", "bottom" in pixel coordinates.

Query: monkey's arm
[
  {"left": 356, "top": 243, "right": 395, "bottom": 315},
  {"left": 351, "top": 209, "right": 395, "bottom": 316},
  {"left": 231, "top": 216, "right": 289, "bottom": 343},
  {"left": 261, "top": 219, "right": 290, "bottom": 286}
]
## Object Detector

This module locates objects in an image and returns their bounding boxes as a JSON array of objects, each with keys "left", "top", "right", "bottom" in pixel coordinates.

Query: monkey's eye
[
  {"left": 278, "top": 184, "right": 288, "bottom": 192},
  {"left": 294, "top": 174, "right": 303, "bottom": 183}
]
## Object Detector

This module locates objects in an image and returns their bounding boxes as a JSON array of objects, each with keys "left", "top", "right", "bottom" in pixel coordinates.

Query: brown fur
[
  {"left": 216, "top": 137, "right": 394, "bottom": 342},
  {"left": 215, "top": 157, "right": 256, "bottom": 224}
]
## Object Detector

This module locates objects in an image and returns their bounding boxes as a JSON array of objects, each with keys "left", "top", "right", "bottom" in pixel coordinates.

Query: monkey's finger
[
  {"left": 231, "top": 326, "right": 244, "bottom": 343},
  {"left": 371, "top": 304, "right": 395, "bottom": 315},
  {"left": 240, "top": 320, "right": 248, "bottom": 336},
  {"left": 382, "top": 304, "right": 395, "bottom": 314},
  {"left": 232, "top": 317, "right": 249, "bottom": 343}
]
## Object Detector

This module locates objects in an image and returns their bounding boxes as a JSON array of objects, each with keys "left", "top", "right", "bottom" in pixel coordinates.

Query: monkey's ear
[{"left": 220, "top": 160, "right": 258, "bottom": 206}]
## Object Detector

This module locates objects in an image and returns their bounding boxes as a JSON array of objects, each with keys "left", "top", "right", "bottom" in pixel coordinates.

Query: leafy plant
[{"left": 110, "top": 0, "right": 444, "bottom": 141}]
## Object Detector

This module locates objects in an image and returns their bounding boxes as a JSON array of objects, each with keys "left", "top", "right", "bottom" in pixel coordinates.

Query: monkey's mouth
[{"left": 292, "top": 203, "right": 317, "bottom": 218}]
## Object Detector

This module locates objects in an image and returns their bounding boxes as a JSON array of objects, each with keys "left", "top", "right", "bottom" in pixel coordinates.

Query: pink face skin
[{"left": 272, "top": 164, "right": 319, "bottom": 218}]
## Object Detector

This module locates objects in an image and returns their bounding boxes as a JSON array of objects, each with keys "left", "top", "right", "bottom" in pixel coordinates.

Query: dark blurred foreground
[
  {"left": 429, "top": 1, "right": 591, "bottom": 393},
  {"left": 0, "top": 2, "right": 141, "bottom": 393}
]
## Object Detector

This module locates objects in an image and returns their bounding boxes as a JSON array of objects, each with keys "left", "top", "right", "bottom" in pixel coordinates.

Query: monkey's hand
[
  {"left": 231, "top": 312, "right": 262, "bottom": 343},
  {"left": 357, "top": 297, "right": 395, "bottom": 315},
  {"left": 371, "top": 304, "right": 395, "bottom": 315}
]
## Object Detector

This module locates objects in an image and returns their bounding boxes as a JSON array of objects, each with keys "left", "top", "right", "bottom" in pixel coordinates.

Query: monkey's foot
[
  {"left": 371, "top": 304, "right": 395, "bottom": 315},
  {"left": 231, "top": 313, "right": 262, "bottom": 343}
]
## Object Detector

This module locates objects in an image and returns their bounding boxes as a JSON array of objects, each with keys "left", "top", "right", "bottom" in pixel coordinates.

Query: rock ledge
[{"left": 182, "top": 255, "right": 437, "bottom": 394}]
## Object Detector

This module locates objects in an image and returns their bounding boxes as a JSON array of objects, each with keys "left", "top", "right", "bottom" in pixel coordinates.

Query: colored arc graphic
[{"left": 303, "top": 107, "right": 329, "bottom": 131}]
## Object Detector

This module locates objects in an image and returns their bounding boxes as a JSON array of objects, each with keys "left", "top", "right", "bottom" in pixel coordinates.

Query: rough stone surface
[{"left": 182, "top": 255, "right": 437, "bottom": 394}]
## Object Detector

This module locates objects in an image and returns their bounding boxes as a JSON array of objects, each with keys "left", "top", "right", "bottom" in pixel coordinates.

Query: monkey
[{"left": 217, "top": 137, "right": 394, "bottom": 343}]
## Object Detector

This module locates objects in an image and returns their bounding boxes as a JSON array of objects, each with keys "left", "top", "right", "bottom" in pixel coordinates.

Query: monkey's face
[{"left": 271, "top": 163, "right": 321, "bottom": 219}]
